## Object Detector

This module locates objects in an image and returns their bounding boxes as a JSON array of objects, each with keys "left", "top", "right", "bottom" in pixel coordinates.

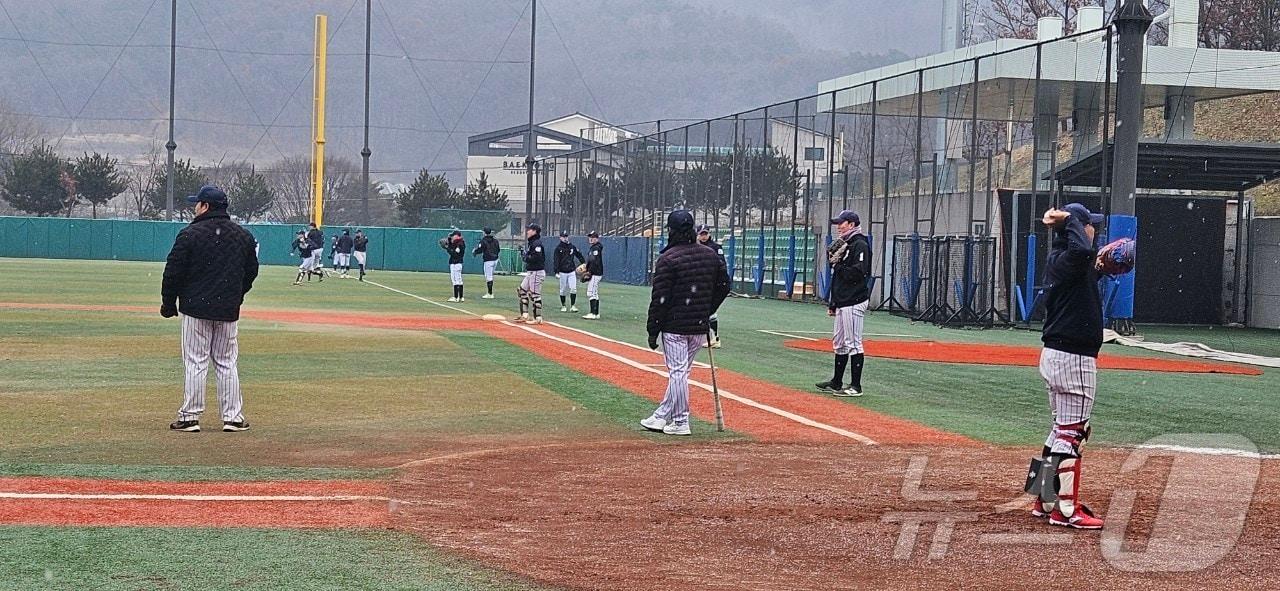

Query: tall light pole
[
  {"left": 523, "top": 0, "right": 537, "bottom": 226},
  {"left": 165, "top": 0, "right": 177, "bottom": 221},
  {"left": 361, "top": 0, "right": 372, "bottom": 224}
]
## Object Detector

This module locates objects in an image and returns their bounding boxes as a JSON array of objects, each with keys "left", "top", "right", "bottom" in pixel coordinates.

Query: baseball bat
[{"left": 705, "top": 331, "right": 725, "bottom": 432}]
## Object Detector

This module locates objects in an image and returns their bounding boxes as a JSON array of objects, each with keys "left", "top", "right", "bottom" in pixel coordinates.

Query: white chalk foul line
[
  {"left": 0, "top": 492, "right": 391, "bottom": 502},
  {"left": 505, "top": 321, "right": 876, "bottom": 445},
  {"left": 758, "top": 329, "right": 820, "bottom": 341},
  {"left": 1134, "top": 444, "right": 1280, "bottom": 460},
  {"left": 362, "top": 279, "right": 479, "bottom": 317},
  {"left": 546, "top": 320, "right": 709, "bottom": 368}
]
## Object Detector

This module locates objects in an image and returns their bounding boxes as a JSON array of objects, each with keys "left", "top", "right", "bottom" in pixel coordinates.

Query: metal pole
[
  {"left": 524, "top": 0, "right": 537, "bottom": 226},
  {"left": 360, "top": 0, "right": 371, "bottom": 224},
  {"left": 1110, "top": 0, "right": 1151, "bottom": 218},
  {"left": 967, "top": 56, "right": 979, "bottom": 235},
  {"left": 912, "top": 70, "right": 924, "bottom": 235},
  {"left": 312, "top": 14, "right": 328, "bottom": 227},
  {"left": 1234, "top": 191, "right": 1246, "bottom": 324},
  {"left": 1100, "top": 29, "right": 1113, "bottom": 221},
  {"left": 165, "top": 0, "right": 177, "bottom": 221}
]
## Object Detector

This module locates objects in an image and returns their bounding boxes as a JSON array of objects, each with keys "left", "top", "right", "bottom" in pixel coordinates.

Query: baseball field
[{"left": 2, "top": 257, "right": 1278, "bottom": 590}]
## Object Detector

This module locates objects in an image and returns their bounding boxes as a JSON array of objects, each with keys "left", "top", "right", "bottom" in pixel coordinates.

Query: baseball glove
[
  {"left": 575, "top": 263, "right": 590, "bottom": 282},
  {"left": 1096, "top": 238, "right": 1136, "bottom": 275},
  {"left": 438, "top": 237, "right": 449, "bottom": 250}
]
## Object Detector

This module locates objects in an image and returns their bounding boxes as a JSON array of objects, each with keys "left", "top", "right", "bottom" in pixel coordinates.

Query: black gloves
[
  {"left": 647, "top": 334, "right": 659, "bottom": 350},
  {"left": 160, "top": 304, "right": 178, "bottom": 318}
]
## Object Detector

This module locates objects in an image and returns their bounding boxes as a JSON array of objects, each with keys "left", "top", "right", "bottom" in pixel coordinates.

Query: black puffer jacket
[
  {"left": 442, "top": 237, "right": 465, "bottom": 265},
  {"left": 162, "top": 210, "right": 259, "bottom": 322},
  {"left": 647, "top": 241, "right": 730, "bottom": 337}
]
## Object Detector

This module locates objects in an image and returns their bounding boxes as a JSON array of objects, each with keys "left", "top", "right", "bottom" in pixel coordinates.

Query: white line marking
[
  {"left": 0, "top": 492, "right": 390, "bottom": 502},
  {"left": 979, "top": 533, "right": 1074, "bottom": 545},
  {"left": 362, "top": 279, "right": 479, "bottom": 317},
  {"left": 546, "top": 320, "right": 709, "bottom": 368},
  {"left": 758, "top": 329, "right": 820, "bottom": 341},
  {"left": 505, "top": 321, "right": 876, "bottom": 445},
  {"left": 1134, "top": 444, "right": 1280, "bottom": 460},
  {"left": 785, "top": 329, "right": 925, "bottom": 338}
]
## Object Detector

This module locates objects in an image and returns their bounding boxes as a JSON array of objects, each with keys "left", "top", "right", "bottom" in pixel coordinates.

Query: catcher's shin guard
[
  {"left": 531, "top": 294, "right": 543, "bottom": 319},
  {"left": 517, "top": 286, "right": 529, "bottom": 316}
]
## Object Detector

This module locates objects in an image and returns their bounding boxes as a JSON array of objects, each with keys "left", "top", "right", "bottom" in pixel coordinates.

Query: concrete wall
[{"left": 1248, "top": 217, "right": 1280, "bottom": 329}]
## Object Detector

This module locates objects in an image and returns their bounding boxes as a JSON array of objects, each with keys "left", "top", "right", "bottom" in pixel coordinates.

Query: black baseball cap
[
  {"left": 526, "top": 222, "right": 541, "bottom": 232},
  {"left": 483, "top": 227, "right": 493, "bottom": 235},
  {"left": 667, "top": 210, "right": 694, "bottom": 231},
  {"left": 450, "top": 230, "right": 462, "bottom": 237},
  {"left": 587, "top": 230, "right": 599, "bottom": 238},
  {"left": 559, "top": 230, "right": 570, "bottom": 237},
  {"left": 186, "top": 184, "right": 227, "bottom": 205},
  {"left": 696, "top": 224, "right": 712, "bottom": 235},
  {"left": 830, "top": 209, "right": 860, "bottom": 226}
]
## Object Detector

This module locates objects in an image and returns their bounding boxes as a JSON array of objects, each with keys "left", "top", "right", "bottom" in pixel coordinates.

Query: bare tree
[
  {"left": 0, "top": 97, "right": 42, "bottom": 155},
  {"left": 980, "top": 0, "right": 1169, "bottom": 40},
  {"left": 267, "top": 156, "right": 363, "bottom": 225},
  {"left": 124, "top": 144, "right": 162, "bottom": 219}
]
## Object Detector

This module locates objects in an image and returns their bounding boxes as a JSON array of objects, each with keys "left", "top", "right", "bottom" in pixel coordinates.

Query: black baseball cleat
[
  {"left": 222, "top": 421, "right": 250, "bottom": 432},
  {"left": 169, "top": 420, "right": 200, "bottom": 432},
  {"left": 814, "top": 380, "right": 842, "bottom": 393}
]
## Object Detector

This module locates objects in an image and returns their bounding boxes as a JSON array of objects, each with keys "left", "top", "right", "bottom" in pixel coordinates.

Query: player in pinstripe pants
[
  {"left": 642, "top": 210, "right": 730, "bottom": 436},
  {"left": 161, "top": 185, "right": 259, "bottom": 433},
  {"left": 1026, "top": 204, "right": 1107, "bottom": 530}
]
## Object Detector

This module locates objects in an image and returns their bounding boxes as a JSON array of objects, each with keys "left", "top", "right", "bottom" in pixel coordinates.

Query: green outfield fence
[{"left": 0, "top": 216, "right": 489, "bottom": 275}]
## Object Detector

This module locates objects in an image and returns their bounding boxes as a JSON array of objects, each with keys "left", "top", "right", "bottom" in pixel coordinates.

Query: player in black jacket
[
  {"left": 472, "top": 227, "right": 501, "bottom": 298},
  {"left": 353, "top": 230, "right": 369, "bottom": 281},
  {"left": 553, "top": 230, "right": 586, "bottom": 312},
  {"left": 306, "top": 224, "right": 325, "bottom": 278},
  {"left": 816, "top": 210, "right": 871, "bottom": 397},
  {"left": 1025, "top": 203, "right": 1106, "bottom": 530},
  {"left": 161, "top": 185, "right": 258, "bottom": 433},
  {"left": 335, "top": 230, "right": 354, "bottom": 277},
  {"left": 516, "top": 223, "right": 546, "bottom": 323},
  {"left": 697, "top": 225, "right": 727, "bottom": 348},
  {"left": 641, "top": 210, "right": 730, "bottom": 436},
  {"left": 582, "top": 231, "right": 604, "bottom": 319},
  {"left": 441, "top": 230, "right": 466, "bottom": 302}
]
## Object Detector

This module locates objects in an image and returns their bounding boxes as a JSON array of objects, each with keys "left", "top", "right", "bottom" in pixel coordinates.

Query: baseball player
[
  {"left": 815, "top": 210, "right": 871, "bottom": 397},
  {"left": 473, "top": 227, "right": 501, "bottom": 299},
  {"left": 441, "top": 230, "right": 466, "bottom": 302},
  {"left": 582, "top": 230, "right": 604, "bottom": 319},
  {"left": 516, "top": 222, "right": 546, "bottom": 324},
  {"left": 306, "top": 223, "right": 325, "bottom": 279},
  {"left": 335, "top": 229, "right": 354, "bottom": 277},
  {"left": 291, "top": 230, "right": 314, "bottom": 285},
  {"left": 353, "top": 229, "right": 369, "bottom": 281},
  {"left": 696, "top": 225, "right": 727, "bottom": 348},
  {"left": 161, "top": 185, "right": 257, "bottom": 433},
  {"left": 1024, "top": 203, "right": 1108, "bottom": 530},
  {"left": 642, "top": 210, "right": 730, "bottom": 436},
  {"left": 553, "top": 230, "right": 586, "bottom": 313}
]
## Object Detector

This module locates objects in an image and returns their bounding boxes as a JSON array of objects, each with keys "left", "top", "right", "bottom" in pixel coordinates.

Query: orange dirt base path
[
  {"left": 0, "top": 477, "right": 390, "bottom": 528},
  {"left": 785, "top": 339, "right": 1263, "bottom": 376}
]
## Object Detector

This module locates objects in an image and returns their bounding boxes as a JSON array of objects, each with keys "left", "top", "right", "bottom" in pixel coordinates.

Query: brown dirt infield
[
  {"left": 0, "top": 478, "right": 390, "bottom": 528},
  {"left": 785, "top": 339, "right": 1265, "bottom": 376},
  {"left": 393, "top": 441, "right": 1280, "bottom": 590}
]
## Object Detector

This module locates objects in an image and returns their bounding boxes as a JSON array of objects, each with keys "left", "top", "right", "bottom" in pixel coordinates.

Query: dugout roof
[{"left": 1049, "top": 140, "right": 1280, "bottom": 192}]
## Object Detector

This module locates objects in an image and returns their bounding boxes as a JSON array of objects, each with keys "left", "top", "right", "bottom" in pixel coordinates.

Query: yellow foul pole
[{"left": 312, "top": 14, "right": 328, "bottom": 227}]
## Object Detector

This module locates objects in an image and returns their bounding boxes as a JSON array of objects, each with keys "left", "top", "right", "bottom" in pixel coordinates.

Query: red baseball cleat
[
  {"left": 1049, "top": 505, "right": 1104, "bottom": 529},
  {"left": 1030, "top": 501, "right": 1050, "bottom": 519}
]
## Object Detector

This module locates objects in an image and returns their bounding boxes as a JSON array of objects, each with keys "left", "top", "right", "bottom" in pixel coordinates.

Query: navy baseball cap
[
  {"left": 526, "top": 222, "right": 541, "bottom": 232},
  {"left": 1063, "top": 203, "right": 1105, "bottom": 226},
  {"left": 559, "top": 230, "right": 570, "bottom": 237},
  {"left": 667, "top": 210, "right": 694, "bottom": 231},
  {"left": 186, "top": 184, "right": 227, "bottom": 205},
  {"left": 587, "top": 230, "right": 599, "bottom": 238},
  {"left": 696, "top": 224, "right": 712, "bottom": 235},
  {"left": 830, "top": 210, "right": 860, "bottom": 226}
]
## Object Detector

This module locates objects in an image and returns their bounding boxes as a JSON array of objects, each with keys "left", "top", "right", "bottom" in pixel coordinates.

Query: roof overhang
[{"left": 1050, "top": 140, "right": 1280, "bottom": 192}]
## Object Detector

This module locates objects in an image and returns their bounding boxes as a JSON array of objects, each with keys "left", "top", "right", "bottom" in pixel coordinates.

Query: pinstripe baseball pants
[
  {"left": 650, "top": 333, "right": 706, "bottom": 427},
  {"left": 1039, "top": 347, "right": 1096, "bottom": 455},
  {"left": 177, "top": 315, "right": 245, "bottom": 423},
  {"left": 832, "top": 301, "right": 867, "bottom": 355},
  {"left": 449, "top": 263, "right": 463, "bottom": 286},
  {"left": 483, "top": 260, "right": 498, "bottom": 282},
  {"left": 586, "top": 275, "right": 602, "bottom": 300}
]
